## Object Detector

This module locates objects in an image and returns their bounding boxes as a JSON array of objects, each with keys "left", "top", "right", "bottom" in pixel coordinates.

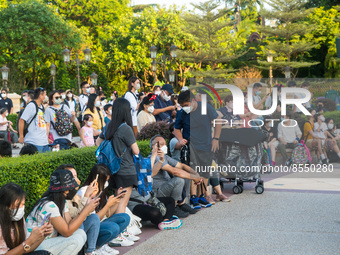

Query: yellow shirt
[
  {"left": 83, "top": 108, "right": 105, "bottom": 131},
  {"left": 303, "top": 121, "right": 314, "bottom": 141}
]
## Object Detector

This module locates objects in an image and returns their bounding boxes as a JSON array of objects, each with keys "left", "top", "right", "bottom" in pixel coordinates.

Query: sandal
[
  {"left": 216, "top": 194, "right": 231, "bottom": 202},
  {"left": 13, "top": 145, "right": 19, "bottom": 149}
]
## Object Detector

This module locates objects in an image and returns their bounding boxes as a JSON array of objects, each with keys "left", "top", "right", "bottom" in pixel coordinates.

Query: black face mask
[{"left": 66, "top": 189, "right": 78, "bottom": 200}]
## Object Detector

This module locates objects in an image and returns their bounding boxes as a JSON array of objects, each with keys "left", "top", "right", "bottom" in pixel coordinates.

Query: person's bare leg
[
  {"left": 270, "top": 143, "right": 276, "bottom": 163},
  {"left": 115, "top": 186, "right": 132, "bottom": 214}
]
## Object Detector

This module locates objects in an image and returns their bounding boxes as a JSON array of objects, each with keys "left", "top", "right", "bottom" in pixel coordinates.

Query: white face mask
[
  {"left": 67, "top": 94, "right": 73, "bottom": 98},
  {"left": 162, "top": 92, "right": 171, "bottom": 101},
  {"left": 87, "top": 121, "right": 93, "bottom": 127},
  {"left": 135, "top": 83, "right": 140, "bottom": 91},
  {"left": 148, "top": 106, "right": 155, "bottom": 113},
  {"left": 320, "top": 116, "right": 325, "bottom": 122},
  {"left": 104, "top": 181, "right": 109, "bottom": 189},
  {"left": 23, "top": 96, "right": 28, "bottom": 102},
  {"left": 161, "top": 145, "right": 168, "bottom": 155},
  {"left": 43, "top": 95, "right": 48, "bottom": 103},
  {"left": 86, "top": 88, "right": 91, "bottom": 94},
  {"left": 61, "top": 94, "right": 66, "bottom": 100},
  {"left": 110, "top": 96, "right": 114, "bottom": 100},
  {"left": 95, "top": 101, "right": 101, "bottom": 107},
  {"left": 1, "top": 93, "right": 6, "bottom": 98},
  {"left": 5, "top": 112, "right": 8, "bottom": 117},
  {"left": 11, "top": 206, "right": 25, "bottom": 221},
  {"left": 155, "top": 91, "right": 161, "bottom": 95},
  {"left": 182, "top": 106, "right": 192, "bottom": 114},
  {"left": 109, "top": 109, "right": 112, "bottom": 115},
  {"left": 328, "top": 123, "right": 334, "bottom": 129}
]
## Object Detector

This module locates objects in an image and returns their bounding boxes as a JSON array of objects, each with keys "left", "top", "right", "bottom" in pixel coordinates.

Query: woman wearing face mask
[
  {"left": 124, "top": 76, "right": 145, "bottom": 137},
  {"left": 84, "top": 94, "right": 105, "bottom": 135},
  {"left": 80, "top": 114, "right": 100, "bottom": 148},
  {"left": 325, "top": 118, "right": 340, "bottom": 162},
  {"left": 0, "top": 108, "right": 19, "bottom": 148},
  {"left": 26, "top": 169, "right": 99, "bottom": 255},
  {"left": 45, "top": 91, "right": 75, "bottom": 150},
  {"left": 0, "top": 183, "right": 53, "bottom": 255},
  {"left": 108, "top": 91, "right": 118, "bottom": 105},
  {"left": 78, "top": 164, "right": 133, "bottom": 251},
  {"left": 65, "top": 90, "right": 77, "bottom": 112},
  {"left": 313, "top": 114, "right": 329, "bottom": 164},
  {"left": 137, "top": 93, "right": 156, "bottom": 132}
]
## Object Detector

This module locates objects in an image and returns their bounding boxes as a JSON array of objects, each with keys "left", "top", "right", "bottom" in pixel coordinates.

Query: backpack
[
  {"left": 51, "top": 105, "right": 73, "bottom": 136},
  {"left": 17, "top": 101, "right": 41, "bottom": 136},
  {"left": 95, "top": 123, "right": 127, "bottom": 174},
  {"left": 291, "top": 142, "right": 310, "bottom": 164},
  {"left": 134, "top": 153, "right": 153, "bottom": 196},
  {"left": 180, "top": 144, "right": 190, "bottom": 166}
]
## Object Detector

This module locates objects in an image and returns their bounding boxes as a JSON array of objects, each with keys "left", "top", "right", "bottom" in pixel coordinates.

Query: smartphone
[
  {"left": 40, "top": 212, "right": 51, "bottom": 227},
  {"left": 118, "top": 190, "right": 127, "bottom": 197},
  {"left": 94, "top": 174, "right": 99, "bottom": 186},
  {"left": 96, "top": 191, "right": 103, "bottom": 198},
  {"left": 157, "top": 141, "right": 160, "bottom": 149}
]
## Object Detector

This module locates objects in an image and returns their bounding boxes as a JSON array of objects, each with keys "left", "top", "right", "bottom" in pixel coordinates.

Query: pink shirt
[
  {"left": 0, "top": 224, "right": 28, "bottom": 254},
  {"left": 80, "top": 126, "right": 95, "bottom": 147},
  {"left": 0, "top": 115, "right": 8, "bottom": 131}
]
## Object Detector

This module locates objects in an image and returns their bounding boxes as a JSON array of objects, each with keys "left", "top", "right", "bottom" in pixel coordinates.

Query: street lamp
[
  {"left": 62, "top": 48, "right": 71, "bottom": 63},
  {"left": 284, "top": 66, "right": 291, "bottom": 79},
  {"left": 170, "top": 45, "right": 178, "bottom": 58},
  {"left": 150, "top": 45, "right": 157, "bottom": 59},
  {"left": 168, "top": 69, "right": 175, "bottom": 84},
  {"left": 83, "top": 47, "right": 92, "bottom": 63},
  {"left": 267, "top": 52, "right": 273, "bottom": 86},
  {"left": 49, "top": 63, "right": 57, "bottom": 90},
  {"left": 1, "top": 65, "right": 9, "bottom": 90},
  {"left": 90, "top": 72, "right": 98, "bottom": 86}
]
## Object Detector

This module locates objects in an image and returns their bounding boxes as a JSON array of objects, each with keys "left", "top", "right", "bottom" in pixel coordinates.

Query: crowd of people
[{"left": 0, "top": 79, "right": 340, "bottom": 255}]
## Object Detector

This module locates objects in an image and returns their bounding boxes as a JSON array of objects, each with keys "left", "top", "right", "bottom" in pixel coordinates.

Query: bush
[
  {"left": 324, "top": 111, "right": 340, "bottom": 125},
  {"left": 137, "top": 121, "right": 171, "bottom": 140},
  {"left": 7, "top": 114, "right": 18, "bottom": 130},
  {"left": 314, "top": 98, "right": 336, "bottom": 111},
  {"left": 0, "top": 140, "right": 152, "bottom": 214}
]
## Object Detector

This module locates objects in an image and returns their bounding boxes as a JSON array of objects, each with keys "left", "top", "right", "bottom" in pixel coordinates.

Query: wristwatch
[
  {"left": 22, "top": 242, "right": 31, "bottom": 252},
  {"left": 213, "top": 137, "right": 219, "bottom": 140}
]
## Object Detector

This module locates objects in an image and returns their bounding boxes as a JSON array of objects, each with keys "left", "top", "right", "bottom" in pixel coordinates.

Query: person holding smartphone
[
  {"left": 0, "top": 183, "right": 53, "bottom": 255},
  {"left": 78, "top": 164, "right": 135, "bottom": 253}
]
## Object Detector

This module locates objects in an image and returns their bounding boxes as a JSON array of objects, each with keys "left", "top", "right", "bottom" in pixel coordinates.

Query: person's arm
[
  {"left": 161, "top": 164, "right": 201, "bottom": 182},
  {"left": 176, "top": 162, "right": 201, "bottom": 176},
  {"left": 212, "top": 115, "right": 222, "bottom": 152},
  {"left": 150, "top": 143, "right": 164, "bottom": 177},
  {"left": 18, "top": 118, "right": 25, "bottom": 144},
  {"left": 96, "top": 137, "right": 104, "bottom": 147},
  {"left": 153, "top": 106, "right": 176, "bottom": 116},
  {"left": 96, "top": 195, "right": 121, "bottom": 221},
  {"left": 93, "top": 129, "right": 101, "bottom": 137},
  {"left": 131, "top": 142, "right": 139, "bottom": 155},
  {"left": 174, "top": 128, "right": 187, "bottom": 147},
  {"left": 79, "top": 128, "right": 87, "bottom": 147}
]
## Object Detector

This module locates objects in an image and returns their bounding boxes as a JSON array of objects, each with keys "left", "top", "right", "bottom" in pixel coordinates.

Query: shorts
[
  {"left": 190, "top": 144, "right": 213, "bottom": 179},
  {"left": 305, "top": 139, "right": 318, "bottom": 150},
  {"left": 110, "top": 174, "right": 138, "bottom": 189},
  {"left": 326, "top": 139, "right": 334, "bottom": 151}
]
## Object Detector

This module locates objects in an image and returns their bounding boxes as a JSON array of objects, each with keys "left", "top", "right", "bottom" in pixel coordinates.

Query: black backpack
[
  {"left": 17, "top": 101, "right": 41, "bottom": 136},
  {"left": 180, "top": 144, "right": 190, "bottom": 166}
]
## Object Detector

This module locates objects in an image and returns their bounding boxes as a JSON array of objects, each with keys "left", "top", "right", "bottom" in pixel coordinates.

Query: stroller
[{"left": 215, "top": 128, "right": 267, "bottom": 194}]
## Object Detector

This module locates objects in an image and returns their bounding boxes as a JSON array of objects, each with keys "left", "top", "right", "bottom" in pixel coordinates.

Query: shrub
[
  {"left": 0, "top": 140, "right": 151, "bottom": 214},
  {"left": 314, "top": 98, "right": 336, "bottom": 111},
  {"left": 137, "top": 121, "right": 171, "bottom": 140},
  {"left": 324, "top": 111, "right": 340, "bottom": 124},
  {"left": 7, "top": 114, "right": 18, "bottom": 130}
]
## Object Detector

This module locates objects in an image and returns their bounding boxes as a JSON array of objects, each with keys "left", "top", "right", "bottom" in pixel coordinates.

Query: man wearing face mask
[
  {"left": 252, "top": 83, "right": 268, "bottom": 110},
  {"left": 153, "top": 84, "right": 176, "bottom": 123},
  {"left": 0, "top": 88, "right": 13, "bottom": 114},
  {"left": 79, "top": 81, "right": 91, "bottom": 121},
  {"left": 18, "top": 87, "right": 49, "bottom": 153},
  {"left": 20, "top": 90, "right": 28, "bottom": 109}
]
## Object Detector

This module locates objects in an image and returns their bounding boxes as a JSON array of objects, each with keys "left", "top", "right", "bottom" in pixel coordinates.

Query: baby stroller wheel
[
  {"left": 255, "top": 185, "right": 264, "bottom": 194},
  {"left": 233, "top": 185, "right": 241, "bottom": 194},
  {"left": 238, "top": 185, "right": 243, "bottom": 193}
]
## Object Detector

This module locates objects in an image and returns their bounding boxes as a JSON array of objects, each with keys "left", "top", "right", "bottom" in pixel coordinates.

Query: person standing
[
  {"left": 83, "top": 94, "right": 105, "bottom": 134},
  {"left": 79, "top": 81, "right": 91, "bottom": 120},
  {"left": 153, "top": 84, "right": 176, "bottom": 123},
  {"left": 0, "top": 89, "right": 13, "bottom": 114},
  {"left": 18, "top": 87, "right": 50, "bottom": 153}
]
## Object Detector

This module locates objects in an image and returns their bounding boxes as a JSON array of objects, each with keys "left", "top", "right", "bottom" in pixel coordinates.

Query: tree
[
  {"left": 305, "top": 0, "right": 339, "bottom": 10},
  {"left": 178, "top": 0, "right": 245, "bottom": 79},
  {"left": 0, "top": 1, "right": 82, "bottom": 89},
  {"left": 258, "top": 0, "right": 319, "bottom": 77}
]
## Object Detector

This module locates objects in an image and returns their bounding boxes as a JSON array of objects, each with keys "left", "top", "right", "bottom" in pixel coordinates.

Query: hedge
[{"left": 0, "top": 140, "right": 151, "bottom": 214}]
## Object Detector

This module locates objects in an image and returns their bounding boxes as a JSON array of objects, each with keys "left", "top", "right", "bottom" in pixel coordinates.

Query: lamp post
[
  {"left": 284, "top": 66, "right": 291, "bottom": 79},
  {"left": 90, "top": 72, "right": 98, "bottom": 86},
  {"left": 49, "top": 63, "right": 57, "bottom": 90},
  {"left": 168, "top": 69, "right": 175, "bottom": 85},
  {"left": 267, "top": 52, "right": 273, "bottom": 86},
  {"left": 150, "top": 44, "right": 177, "bottom": 84},
  {"left": 62, "top": 47, "right": 92, "bottom": 95},
  {"left": 1, "top": 65, "right": 9, "bottom": 90}
]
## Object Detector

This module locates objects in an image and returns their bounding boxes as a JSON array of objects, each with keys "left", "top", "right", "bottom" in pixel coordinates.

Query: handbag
[{"left": 130, "top": 191, "right": 167, "bottom": 217}]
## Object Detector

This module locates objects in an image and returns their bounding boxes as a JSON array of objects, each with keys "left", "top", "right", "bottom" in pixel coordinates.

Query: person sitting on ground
[
  {"left": 0, "top": 183, "right": 53, "bottom": 255},
  {"left": 137, "top": 93, "right": 156, "bottom": 132},
  {"left": 78, "top": 164, "right": 133, "bottom": 251},
  {"left": 80, "top": 114, "right": 100, "bottom": 148},
  {"left": 0, "top": 108, "right": 19, "bottom": 148},
  {"left": 277, "top": 112, "right": 302, "bottom": 164},
  {"left": 26, "top": 169, "right": 98, "bottom": 255},
  {"left": 325, "top": 118, "right": 340, "bottom": 162},
  {"left": 0, "top": 140, "right": 11, "bottom": 157},
  {"left": 153, "top": 84, "right": 176, "bottom": 123},
  {"left": 104, "top": 104, "right": 113, "bottom": 125},
  {"left": 56, "top": 164, "right": 102, "bottom": 255},
  {"left": 150, "top": 135, "right": 203, "bottom": 217},
  {"left": 303, "top": 115, "right": 326, "bottom": 164},
  {"left": 19, "top": 144, "right": 38, "bottom": 156},
  {"left": 83, "top": 93, "right": 105, "bottom": 135},
  {"left": 313, "top": 114, "right": 329, "bottom": 164}
]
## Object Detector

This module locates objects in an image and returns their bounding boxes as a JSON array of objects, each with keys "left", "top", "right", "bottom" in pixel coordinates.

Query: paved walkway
[{"left": 120, "top": 164, "right": 340, "bottom": 255}]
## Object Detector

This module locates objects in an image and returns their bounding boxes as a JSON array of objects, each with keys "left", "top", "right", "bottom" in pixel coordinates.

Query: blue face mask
[{"left": 256, "top": 91, "right": 261, "bottom": 96}]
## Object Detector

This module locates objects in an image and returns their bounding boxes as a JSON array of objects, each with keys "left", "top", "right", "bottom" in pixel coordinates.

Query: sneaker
[
  {"left": 179, "top": 203, "right": 198, "bottom": 214},
  {"left": 216, "top": 193, "right": 231, "bottom": 202},
  {"left": 87, "top": 251, "right": 100, "bottom": 255},
  {"left": 127, "top": 224, "right": 142, "bottom": 236},
  {"left": 158, "top": 218, "right": 183, "bottom": 230},
  {"left": 285, "top": 158, "right": 292, "bottom": 166},
  {"left": 322, "top": 158, "right": 328, "bottom": 164},
  {"left": 109, "top": 234, "right": 134, "bottom": 247},
  {"left": 121, "top": 229, "right": 140, "bottom": 242},
  {"left": 198, "top": 195, "right": 212, "bottom": 208},
  {"left": 173, "top": 206, "right": 189, "bottom": 218},
  {"left": 205, "top": 195, "right": 215, "bottom": 205},
  {"left": 190, "top": 195, "right": 202, "bottom": 209},
  {"left": 97, "top": 244, "right": 119, "bottom": 255},
  {"left": 271, "top": 160, "right": 276, "bottom": 166}
]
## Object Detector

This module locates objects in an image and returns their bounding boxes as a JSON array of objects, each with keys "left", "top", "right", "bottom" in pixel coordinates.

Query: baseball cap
[{"left": 161, "top": 84, "right": 174, "bottom": 95}]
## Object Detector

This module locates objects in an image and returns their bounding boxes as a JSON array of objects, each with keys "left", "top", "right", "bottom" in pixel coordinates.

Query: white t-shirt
[
  {"left": 79, "top": 94, "right": 88, "bottom": 113},
  {"left": 278, "top": 122, "right": 302, "bottom": 143},
  {"left": 0, "top": 115, "right": 8, "bottom": 131},
  {"left": 137, "top": 110, "right": 156, "bottom": 132},
  {"left": 45, "top": 105, "right": 73, "bottom": 142},
  {"left": 26, "top": 201, "right": 69, "bottom": 239},
  {"left": 124, "top": 91, "right": 138, "bottom": 126},
  {"left": 20, "top": 102, "right": 48, "bottom": 146},
  {"left": 314, "top": 122, "right": 327, "bottom": 139},
  {"left": 65, "top": 99, "right": 76, "bottom": 112}
]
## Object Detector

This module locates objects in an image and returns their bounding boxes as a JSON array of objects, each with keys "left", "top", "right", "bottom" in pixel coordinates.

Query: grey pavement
[{"left": 125, "top": 188, "right": 340, "bottom": 255}]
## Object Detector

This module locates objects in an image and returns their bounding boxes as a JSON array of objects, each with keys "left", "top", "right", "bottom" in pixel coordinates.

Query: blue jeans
[
  {"left": 80, "top": 214, "right": 100, "bottom": 253},
  {"left": 96, "top": 213, "right": 130, "bottom": 247},
  {"left": 53, "top": 138, "right": 70, "bottom": 150},
  {"left": 31, "top": 144, "right": 51, "bottom": 153}
]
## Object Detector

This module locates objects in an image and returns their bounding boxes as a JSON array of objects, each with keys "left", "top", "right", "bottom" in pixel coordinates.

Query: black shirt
[{"left": 0, "top": 97, "right": 13, "bottom": 113}]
